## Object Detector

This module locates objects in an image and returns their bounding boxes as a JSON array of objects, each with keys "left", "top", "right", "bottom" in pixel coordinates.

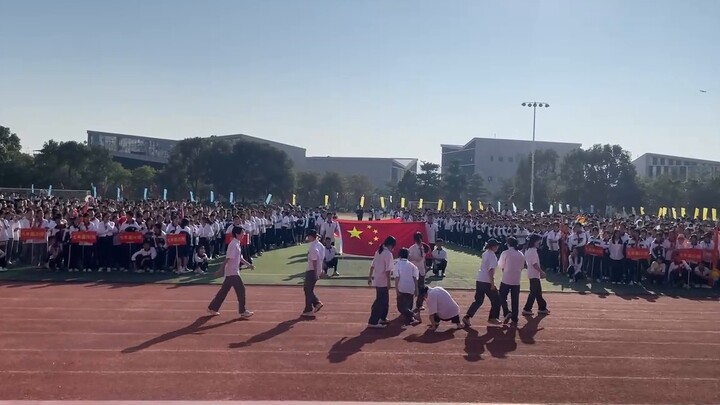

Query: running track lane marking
[
  {"left": 0, "top": 402, "right": 545, "bottom": 405},
  {"left": 4, "top": 317, "right": 720, "bottom": 332},
  {"left": 2, "top": 331, "right": 720, "bottom": 345},
  {"left": 1, "top": 370, "right": 718, "bottom": 381},
  {"left": 1, "top": 348, "right": 717, "bottom": 361}
]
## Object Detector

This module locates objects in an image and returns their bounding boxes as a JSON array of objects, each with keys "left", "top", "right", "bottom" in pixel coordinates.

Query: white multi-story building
[{"left": 632, "top": 153, "right": 720, "bottom": 180}]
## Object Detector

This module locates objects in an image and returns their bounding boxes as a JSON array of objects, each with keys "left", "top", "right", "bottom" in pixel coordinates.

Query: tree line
[{"left": 2, "top": 125, "right": 718, "bottom": 211}]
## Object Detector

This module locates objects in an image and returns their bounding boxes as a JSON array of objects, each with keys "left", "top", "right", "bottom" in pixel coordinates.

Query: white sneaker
[
  {"left": 487, "top": 318, "right": 502, "bottom": 325},
  {"left": 207, "top": 309, "right": 220, "bottom": 316},
  {"left": 454, "top": 322, "right": 465, "bottom": 329},
  {"left": 701, "top": 285, "right": 712, "bottom": 289},
  {"left": 301, "top": 311, "right": 315, "bottom": 317},
  {"left": 240, "top": 310, "right": 254, "bottom": 319},
  {"left": 367, "top": 323, "right": 386, "bottom": 329},
  {"left": 0, "top": 267, "right": 6, "bottom": 272}
]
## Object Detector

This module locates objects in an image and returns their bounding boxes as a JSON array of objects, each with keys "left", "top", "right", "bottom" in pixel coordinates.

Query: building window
[
  {"left": 660, "top": 158, "right": 666, "bottom": 165},
  {"left": 652, "top": 157, "right": 658, "bottom": 165},
  {"left": 490, "top": 156, "right": 494, "bottom": 162},
  {"left": 647, "top": 167, "right": 653, "bottom": 177},
  {"left": 487, "top": 176, "right": 493, "bottom": 182}
]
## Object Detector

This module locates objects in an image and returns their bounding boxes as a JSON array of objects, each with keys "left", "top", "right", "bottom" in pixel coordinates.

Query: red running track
[{"left": 0, "top": 281, "right": 719, "bottom": 403}]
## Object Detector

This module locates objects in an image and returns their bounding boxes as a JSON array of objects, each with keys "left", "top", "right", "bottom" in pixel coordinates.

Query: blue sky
[{"left": 1, "top": 0, "right": 718, "bottom": 165}]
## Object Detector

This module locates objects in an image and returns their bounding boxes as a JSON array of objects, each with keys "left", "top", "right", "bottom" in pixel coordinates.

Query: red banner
[
  {"left": 584, "top": 244, "right": 605, "bottom": 257},
  {"left": 338, "top": 220, "right": 427, "bottom": 257},
  {"left": 19, "top": 228, "right": 46, "bottom": 241},
  {"left": 71, "top": 231, "right": 97, "bottom": 244},
  {"left": 225, "top": 233, "right": 249, "bottom": 246},
  {"left": 677, "top": 248, "right": 703, "bottom": 263},
  {"left": 166, "top": 234, "right": 187, "bottom": 247},
  {"left": 119, "top": 232, "right": 144, "bottom": 244},
  {"left": 626, "top": 247, "right": 649, "bottom": 261}
]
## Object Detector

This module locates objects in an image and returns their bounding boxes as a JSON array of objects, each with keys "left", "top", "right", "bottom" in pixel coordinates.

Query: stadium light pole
[{"left": 521, "top": 101, "right": 550, "bottom": 208}]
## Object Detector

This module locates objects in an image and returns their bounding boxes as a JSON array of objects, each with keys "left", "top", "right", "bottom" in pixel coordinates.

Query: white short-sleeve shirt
[
  {"left": 477, "top": 250, "right": 498, "bottom": 283},
  {"left": 393, "top": 259, "right": 419, "bottom": 295},
  {"left": 426, "top": 287, "right": 460, "bottom": 320},
  {"left": 371, "top": 248, "right": 394, "bottom": 287},
  {"left": 224, "top": 238, "right": 242, "bottom": 277}
]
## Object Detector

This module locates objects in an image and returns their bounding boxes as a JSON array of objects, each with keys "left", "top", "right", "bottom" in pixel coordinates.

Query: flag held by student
[{"left": 338, "top": 220, "right": 426, "bottom": 257}]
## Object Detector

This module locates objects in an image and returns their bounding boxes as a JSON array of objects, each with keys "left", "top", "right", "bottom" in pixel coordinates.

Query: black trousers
[
  {"left": 499, "top": 282, "right": 520, "bottom": 323},
  {"left": 324, "top": 257, "right": 338, "bottom": 273},
  {"left": 465, "top": 281, "right": 500, "bottom": 320},
  {"left": 368, "top": 287, "right": 389, "bottom": 325},
  {"left": 396, "top": 292, "right": 415, "bottom": 323},
  {"left": 432, "top": 314, "right": 461, "bottom": 324},
  {"left": 303, "top": 270, "right": 320, "bottom": 312},
  {"left": 524, "top": 278, "right": 547, "bottom": 312},
  {"left": 433, "top": 260, "right": 447, "bottom": 276},
  {"left": 208, "top": 275, "right": 246, "bottom": 313},
  {"left": 415, "top": 275, "right": 426, "bottom": 309}
]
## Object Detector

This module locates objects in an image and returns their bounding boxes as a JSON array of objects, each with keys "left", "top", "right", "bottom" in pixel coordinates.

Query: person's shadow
[
  {"left": 229, "top": 317, "right": 308, "bottom": 348},
  {"left": 327, "top": 316, "right": 405, "bottom": 363},
  {"left": 121, "top": 315, "right": 239, "bottom": 354},
  {"left": 485, "top": 324, "right": 518, "bottom": 359},
  {"left": 463, "top": 325, "right": 505, "bottom": 362},
  {"left": 519, "top": 314, "right": 546, "bottom": 344}
]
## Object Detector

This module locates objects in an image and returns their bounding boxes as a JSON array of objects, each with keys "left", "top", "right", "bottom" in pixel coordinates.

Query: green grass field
[{"left": 2, "top": 243, "right": 718, "bottom": 297}]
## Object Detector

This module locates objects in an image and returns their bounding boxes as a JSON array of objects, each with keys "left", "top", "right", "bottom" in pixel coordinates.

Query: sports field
[{"left": 1, "top": 281, "right": 719, "bottom": 403}]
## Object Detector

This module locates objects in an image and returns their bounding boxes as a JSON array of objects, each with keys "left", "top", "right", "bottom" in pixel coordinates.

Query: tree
[
  {"left": 441, "top": 160, "right": 466, "bottom": 203},
  {"left": 319, "top": 172, "right": 344, "bottom": 206},
  {"left": 130, "top": 166, "right": 157, "bottom": 198},
  {"left": 296, "top": 171, "right": 320, "bottom": 206},
  {"left": 344, "top": 174, "right": 374, "bottom": 208},
  {"left": 0, "top": 126, "right": 32, "bottom": 187},
  {"left": 514, "top": 149, "right": 561, "bottom": 209},
  {"left": 397, "top": 170, "right": 418, "bottom": 201},
  {"left": 465, "top": 173, "right": 489, "bottom": 202},
  {"left": 416, "top": 161, "right": 441, "bottom": 201},
  {"left": 0, "top": 126, "right": 22, "bottom": 164},
  {"left": 159, "top": 137, "right": 210, "bottom": 194}
]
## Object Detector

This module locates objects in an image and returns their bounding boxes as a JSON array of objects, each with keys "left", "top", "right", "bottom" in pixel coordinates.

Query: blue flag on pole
[
  {"left": 189, "top": 191, "right": 195, "bottom": 202},
  {"left": 31, "top": 184, "right": 35, "bottom": 194},
  {"left": 265, "top": 194, "right": 272, "bottom": 205},
  {"left": 143, "top": 188, "right": 148, "bottom": 200},
  {"left": 48, "top": 185, "right": 53, "bottom": 197},
  {"left": 229, "top": 192, "right": 234, "bottom": 204},
  {"left": 116, "top": 187, "right": 121, "bottom": 200},
  {"left": 92, "top": 186, "right": 97, "bottom": 198},
  {"left": 210, "top": 191, "right": 215, "bottom": 203},
  {"left": 163, "top": 189, "right": 167, "bottom": 201}
]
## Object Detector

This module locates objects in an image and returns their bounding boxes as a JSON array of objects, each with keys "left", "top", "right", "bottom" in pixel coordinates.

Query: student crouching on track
[
  {"left": 302, "top": 229, "right": 324, "bottom": 318},
  {"left": 523, "top": 234, "right": 550, "bottom": 316},
  {"left": 498, "top": 237, "right": 524, "bottom": 325},
  {"left": 207, "top": 226, "right": 255, "bottom": 318},
  {"left": 394, "top": 247, "right": 421, "bottom": 326},
  {"left": 367, "top": 236, "right": 397, "bottom": 329},
  {"left": 418, "top": 286, "right": 464, "bottom": 331},
  {"left": 463, "top": 238, "right": 502, "bottom": 327}
]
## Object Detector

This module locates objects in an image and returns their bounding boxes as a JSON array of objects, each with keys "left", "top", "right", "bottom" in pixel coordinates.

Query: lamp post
[{"left": 521, "top": 101, "right": 550, "bottom": 208}]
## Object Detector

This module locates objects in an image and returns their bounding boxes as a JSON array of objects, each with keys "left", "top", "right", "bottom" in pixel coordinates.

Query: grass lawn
[{"left": 2, "top": 243, "right": 719, "bottom": 297}]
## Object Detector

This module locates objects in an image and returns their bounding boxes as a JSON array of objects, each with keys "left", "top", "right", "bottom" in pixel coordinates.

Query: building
[
  {"left": 306, "top": 157, "right": 418, "bottom": 189},
  {"left": 632, "top": 153, "right": 720, "bottom": 181},
  {"left": 87, "top": 131, "right": 306, "bottom": 170},
  {"left": 441, "top": 137, "right": 582, "bottom": 192},
  {"left": 87, "top": 130, "right": 413, "bottom": 187}
]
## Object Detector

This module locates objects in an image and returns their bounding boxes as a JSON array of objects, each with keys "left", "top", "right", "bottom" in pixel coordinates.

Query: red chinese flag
[{"left": 338, "top": 220, "right": 427, "bottom": 257}]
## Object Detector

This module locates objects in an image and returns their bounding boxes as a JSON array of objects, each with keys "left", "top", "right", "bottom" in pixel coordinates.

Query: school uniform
[
  {"left": 408, "top": 243, "right": 426, "bottom": 309},
  {"left": 368, "top": 247, "right": 394, "bottom": 327},
  {"left": 131, "top": 247, "right": 157, "bottom": 271},
  {"left": 545, "top": 230, "right": 561, "bottom": 271},
  {"left": 567, "top": 255, "right": 584, "bottom": 282},
  {"left": 208, "top": 238, "right": 248, "bottom": 315},
  {"left": 427, "top": 286, "right": 461, "bottom": 326},
  {"left": 323, "top": 245, "right": 339, "bottom": 276},
  {"left": 303, "top": 239, "right": 324, "bottom": 315},
  {"left": 194, "top": 251, "right": 209, "bottom": 274},
  {"left": 431, "top": 246, "right": 448, "bottom": 277},
  {"left": 96, "top": 221, "right": 116, "bottom": 270},
  {"left": 498, "top": 247, "right": 524, "bottom": 323},
  {"left": 523, "top": 247, "right": 548, "bottom": 313},
  {"left": 393, "top": 258, "right": 419, "bottom": 324},
  {"left": 608, "top": 239, "right": 625, "bottom": 283},
  {"left": 465, "top": 249, "right": 501, "bottom": 322}
]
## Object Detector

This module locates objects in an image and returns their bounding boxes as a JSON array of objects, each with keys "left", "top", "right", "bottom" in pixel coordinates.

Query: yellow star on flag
[
  {"left": 373, "top": 236, "right": 379, "bottom": 241},
  {"left": 373, "top": 229, "right": 378, "bottom": 234},
  {"left": 366, "top": 225, "right": 372, "bottom": 229},
  {"left": 347, "top": 227, "right": 363, "bottom": 239}
]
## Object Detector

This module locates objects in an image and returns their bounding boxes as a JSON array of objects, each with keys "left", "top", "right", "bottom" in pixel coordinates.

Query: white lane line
[
  {"left": 0, "top": 370, "right": 717, "bottom": 381},
  {"left": 1, "top": 348, "right": 717, "bottom": 361}
]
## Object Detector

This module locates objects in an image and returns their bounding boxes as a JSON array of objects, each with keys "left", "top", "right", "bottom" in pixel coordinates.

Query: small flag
[
  {"left": 566, "top": 204, "right": 570, "bottom": 212},
  {"left": 389, "top": 196, "right": 393, "bottom": 203},
  {"left": 497, "top": 201, "right": 501, "bottom": 211},
  {"left": 48, "top": 185, "right": 53, "bottom": 197},
  {"left": 467, "top": 200, "right": 472, "bottom": 212},
  {"left": 31, "top": 184, "right": 35, "bottom": 194},
  {"left": 380, "top": 196, "right": 385, "bottom": 209},
  {"left": 559, "top": 203, "right": 563, "bottom": 213},
  {"left": 92, "top": 185, "right": 97, "bottom": 198},
  {"left": 400, "top": 197, "right": 406, "bottom": 208},
  {"left": 143, "top": 188, "right": 148, "bottom": 200},
  {"left": 622, "top": 207, "right": 627, "bottom": 215},
  {"left": 662, "top": 207, "right": 668, "bottom": 217},
  {"left": 265, "top": 194, "right": 272, "bottom": 205},
  {"left": 292, "top": 194, "right": 296, "bottom": 205},
  {"left": 549, "top": 204, "right": 554, "bottom": 214},
  {"left": 694, "top": 208, "right": 699, "bottom": 219},
  {"left": 452, "top": 201, "right": 457, "bottom": 210},
  {"left": 210, "top": 191, "right": 215, "bottom": 203},
  {"left": 437, "top": 199, "right": 443, "bottom": 211},
  {"left": 359, "top": 195, "right": 365, "bottom": 208},
  {"left": 631, "top": 207, "right": 636, "bottom": 215},
  {"left": 190, "top": 191, "right": 195, "bottom": 202},
  {"left": 163, "top": 188, "right": 168, "bottom": 201},
  {"left": 658, "top": 207, "right": 663, "bottom": 217},
  {"left": 672, "top": 208, "right": 677, "bottom": 219},
  {"left": 418, "top": 198, "right": 424, "bottom": 209},
  {"left": 530, "top": 202, "right": 534, "bottom": 212},
  {"left": 681, "top": 207, "right": 686, "bottom": 218},
  {"left": 229, "top": 192, "right": 234, "bottom": 204},
  {"left": 479, "top": 201, "right": 484, "bottom": 211},
  {"left": 712, "top": 208, "right": 718, "bottom": 221},
  {"left": 703, "top": 207, "right": 709, "bottom": 221},
  {"left": 640, "top": 206, "right": 645, "bottom": 215},
  {"left": 116, "top": 187, "right": 121, "bottom": 200},
  {"left": 512, "top": 202, "right": 517, "bottom": 213},
  {"left": 590, "top": 204, "right": 595, "bottom": 214},
  {"left": 324, "top": 195, "right": 329, "bottom": 206}
]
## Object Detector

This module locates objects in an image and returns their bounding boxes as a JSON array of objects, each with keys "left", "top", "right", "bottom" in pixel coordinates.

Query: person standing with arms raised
[
  {"left": 207, "top": 226, "right": 255, "bottom": 318},
  {"left": 367, "top": 236, "right": 397, "bottom": 329}
]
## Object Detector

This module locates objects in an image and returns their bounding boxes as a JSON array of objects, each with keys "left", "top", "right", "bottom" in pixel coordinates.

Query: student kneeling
[
  {"left": 132, "top": 241, "right": 157, "bottom": 273},
  {"left": 418, "top": 286, "right": 464, "bottom": 331}
]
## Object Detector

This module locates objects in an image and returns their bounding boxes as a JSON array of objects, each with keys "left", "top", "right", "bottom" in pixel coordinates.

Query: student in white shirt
[
  {"left": 522, "top": 234, "right": 550, "bottom": 316},
  {"left": 419, "top": 286, "right": 463, "bottom": 331},
  {"left": 302, "top": 229, "right": 325, "bottom": 317},
  {"left": 567, "top": 247, "right": 584, "bottom": 282},
  {"left": 431, "top": 238, "right": 448, "bottom": 277},
  {"left": 498, "top": 237, "right": 525, "bottom": 325},
  {"left": 425, "top": 216, "right": 438, "bottom": 250},
  {"left": 393, "top": 248, "right": 420, "bottom": 326},
  {"left": 193, "top": 245, "right": 209, "bottom": 275},
  {"left": 463, "top": 238, "right": 502, "bottom": 326},
  {"left": 367, "top": 236, "right": 397, "bottom": 329},
  {"left": 207, "top": 226, "right": 255, "bottom": 318},
  {"left": 322, "top": 237, "right": 339, "bottom": 277},
  {"left": 407, "top": 232, "right": 428, "bottom": 311},
  {"left": 131, "top": 241, "right": 157, "bottom": 273}
]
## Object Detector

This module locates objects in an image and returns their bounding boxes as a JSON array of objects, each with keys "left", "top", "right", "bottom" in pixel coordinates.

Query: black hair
[
  {"left": 506, "top": 237, "right": 518, "bottom": 249},
  {"left": 378, "top": 236, "right": 397, "bottom": 254},
  {"left": 420, "top": 286, "right": 429, "bottom": 297},
  {"left": 527, "top": 234, "right": 542, "bottom": 248},
  {"left": 413, "top": 232, "right": 423, "bottom": 243},
  {"left": 231, "top": 226, "right": 244, "bottom": 238},
  {"left": 398, "top": 247, "right": 409, "bottom": 259}
]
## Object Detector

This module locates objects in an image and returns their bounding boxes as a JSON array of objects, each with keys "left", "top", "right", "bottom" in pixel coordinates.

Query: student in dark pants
[
  {"left": 394, "top": 248, "right": 421, "bottom": 326},
  {"left": 367, "top": 236, "right": 397, "bottom": 329},
  {"left": 523, "top": 234, "right": 550, "bottom": 316},
  {"left": 463, "top": 238, "right": 502, "bottom": 326},
  {"left": 208, "top": 226, "right": 255, "bottom": 318},
  {"left": 497, "top": 237, "right": 524, "bottom": 325},
  {"left": 302, "top": 230, "right": 324, "bottom": 317}
]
